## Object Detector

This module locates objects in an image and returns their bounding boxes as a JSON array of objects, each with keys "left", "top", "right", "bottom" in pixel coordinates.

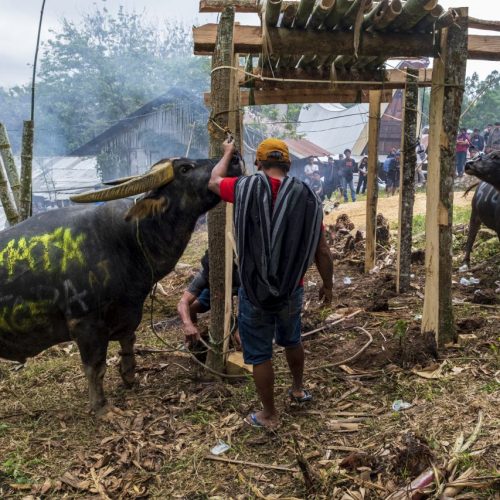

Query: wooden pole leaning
[
  {"left": 396, "top": 68, "right": 419, "bottom": 293},
  {"left": 365, "top": 90, "right": 382, "bottom": 273},
  {"left": 422, "top": 9, "right": 468, "bottom": 346},
  {"left": 207, "top": 5, "right": 235, "bottom": 374}
]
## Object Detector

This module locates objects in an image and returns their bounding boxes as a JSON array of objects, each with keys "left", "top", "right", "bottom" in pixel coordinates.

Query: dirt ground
[
  {"left": 324, "top": 192, "right": 472, "bottom": 230},
  {"left": 0, "top": 213, "right": 499, "bottom": 499}
]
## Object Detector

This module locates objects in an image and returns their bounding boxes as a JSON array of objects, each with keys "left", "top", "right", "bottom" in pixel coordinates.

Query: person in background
[
  {"left": 415, "top": 139, "right": 427, "bottom": 187},
  {"left": 455, "top": 127, "right": 470, "bottom": 178},
  {"left": 340, "top": 149, "right": 357, "bottom": 203},
  {"left": 483, "top": 124, "right": 493, "bottom": 146},
  {"left": 385, "top": 150, "right": 400, "bottom": 196},
  {"left": 486, "top": 122, "right": 500, "bottom": 153},
  {"left": 334, "top": 154, "right": 345, "bottom": 197},
  {"left": 322, "top": 156, "right": 336, "bottom": 200},
  {"left": 208, "top": 138, "right": 333, "bottom": 430},
  {"left": 469, "top": 128, "right": 484, "bottom": 153},
  {"left": 177, "top": 250, "right": 240, "bottom": 350},
  {"left": 311, "top": 171, "right": 325, "bottom": 201},
  {"left": 303, "top": 156, "right": 319, "bottom": 185},
  {"left": 356, "top": 156, "right": 368, "bottom": 195}
]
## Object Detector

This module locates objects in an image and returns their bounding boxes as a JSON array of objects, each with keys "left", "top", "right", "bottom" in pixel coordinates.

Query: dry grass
[{"left": 0, "top": 223, "right": 499, "bottom": 499}]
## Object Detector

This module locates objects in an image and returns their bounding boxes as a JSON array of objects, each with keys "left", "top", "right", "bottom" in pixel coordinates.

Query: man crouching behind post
[{"left": 208, "top": 138, "right": 334, "bottom": 430}]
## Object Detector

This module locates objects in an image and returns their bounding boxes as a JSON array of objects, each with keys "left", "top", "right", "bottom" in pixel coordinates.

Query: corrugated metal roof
[{"left": 284, "top": 138, "right": 332, "bottom": 159}]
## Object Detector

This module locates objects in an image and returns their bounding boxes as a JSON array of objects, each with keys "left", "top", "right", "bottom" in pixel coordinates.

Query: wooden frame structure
[{"left": 196, "top": 0, "right": 499, "bottom": 370}]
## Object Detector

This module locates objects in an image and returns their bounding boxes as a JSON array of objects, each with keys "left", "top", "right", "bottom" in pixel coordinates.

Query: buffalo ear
[{"left": 125, "top": 197, "right": 169, "bottom": 222}]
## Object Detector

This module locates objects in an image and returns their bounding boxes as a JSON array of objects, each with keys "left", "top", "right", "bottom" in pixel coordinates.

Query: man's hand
[
  {"left": 223, "top": 138, "right": 236, "bottom": 156},
  {"left": 184, "top": 323, "right": 201, "bottom": 350},
  {"left": 319, "top": 285, "right": 333, "bottom": 305}
]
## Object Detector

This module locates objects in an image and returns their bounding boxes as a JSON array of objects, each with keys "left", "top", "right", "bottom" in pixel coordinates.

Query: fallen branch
[
  {"left": 204, "top": 455, "right": 298, "bottom": 472},
  {"left": 301, "top": 309, "right": 363, "bottom": 339}
]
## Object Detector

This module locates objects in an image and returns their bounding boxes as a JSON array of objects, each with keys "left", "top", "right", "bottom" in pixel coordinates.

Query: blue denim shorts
[
  {"left": 238, "top": 287, "right": 303, "bottom": 365},
  {"left": 197, "top": 288, "right": 211, "bottom": 312}
]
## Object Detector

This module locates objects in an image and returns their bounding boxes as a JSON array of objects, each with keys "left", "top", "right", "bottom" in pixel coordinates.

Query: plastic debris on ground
[
  {"left": 458, "top": 263, "right": 469, "bottom": 273},
  {"left": 460, "top": 277, "right": 480, "bottom": 286},
  {"left": 343, "top": 277, "right": 352, "bottom": 285},
  {"left": 391, "top": 400, "right": 412, "bottom": 412},
  {"left": 210, "top": 440, "right": 231, "bottom": 456}
]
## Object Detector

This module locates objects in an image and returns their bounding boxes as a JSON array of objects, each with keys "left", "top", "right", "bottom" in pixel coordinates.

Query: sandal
[
  {"left": 289, "top": 389, "right": 313, "bottom": 403},
  {"left": 244, "top": 412, "right": 265, "bottom": 428}
]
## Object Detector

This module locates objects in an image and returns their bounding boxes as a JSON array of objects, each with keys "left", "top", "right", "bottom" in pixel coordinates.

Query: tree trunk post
[
  {"left": 422, "top": 9, "right": 468, "bottom": 346},
  {"left": 0, "top": 123, "right": 21, "bottom": 209},
  {"left": 0, "top": 161, "right": 20, "bottom": 226},
  {"left": 365, "top": 90, "right": 381, "bottom": 273},
  {"left": 207, "top": 5, "right": 235, "bottom": 374},
  {"left": 20, "top": 120, "right": 34, "bottom": 220},
  {"left": 396, "top": 68, "right": 419, "bottom": 293}
]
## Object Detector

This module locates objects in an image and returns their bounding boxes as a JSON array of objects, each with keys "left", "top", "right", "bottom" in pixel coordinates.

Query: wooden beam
[
  {"left": 247, "top": 68, "right": 434, "bottom": 90},
  {"left": 199, "top": 0, "right": 260, "bottom": 13},
  {"left": 396, "top": 68, "right": 418, "bottom": 293},
  {"left": 422, "top": 9, "right": 468, "bottom": 346},
  {"left": 205, "top": 88, "right": 393, "bottom": 105},
  {"left": 468, "top": 17, "right": 500, "bottom": 32},
  {"left": 193, "top": 23, "right": 500, "bottom": 61},
  {"left": 365, "top": 90, "right": 381, "bottom": 273},
  {"left": 207, "top": 6, "right": 235, "bottom": 374}
]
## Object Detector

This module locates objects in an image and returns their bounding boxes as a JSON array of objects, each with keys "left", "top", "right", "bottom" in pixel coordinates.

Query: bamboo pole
[
  {"left": 371, "top": 0, "right": 402, "bottom": 31},
  {"left": 207, "top": 5, "right": 235, "bottom": 374},
  {"left": 365, "top": 90, "right": 381, "bottom": 273},
  {"left": 435, "top": 9, "right": 458, "bottom": 30},
  {"left": 293, "top": 0, "right": 316, "bottom": 29},
  {"left": 413, "top": 5, "right": 444, "bottom": 32},
  {"left": 0, "top": 123, "right": 21, "bottom": 209},
  {"left": 19, "top": 120, "right": 34, "bottom": 220},
  {"left": 323, "top": 0, "right": 355, "bottom": 30},
  {"left": 281, "top": 3, "right": 297, "bottom": 28},
  {"left": 0, "top": 160, "right": 20, "bottom": 226},
  {"left": 422, "top": 8, "right": 468, "bottom": 346},
  {"left": 342, "top": 0, "right": 372, "bottom": 29},
  {"left": 363, "top": 0, "right": 388, "bottom": 29},
  {"left": 396, "top": 68, "right": 418, "bottom": 293},
  {"left": 390, "top": 0, "right": 438, "bottom": 32},
  {"left": 264, "top": 0, "right": 283, "bottom": 27},
  {"left": 306, "top": 0, "right": 336, "bottom": 30}
]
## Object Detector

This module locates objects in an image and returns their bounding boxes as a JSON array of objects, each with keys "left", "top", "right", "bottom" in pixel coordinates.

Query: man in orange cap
[{"left": 208, "top": 138, "right": 333, "bottom": 430}]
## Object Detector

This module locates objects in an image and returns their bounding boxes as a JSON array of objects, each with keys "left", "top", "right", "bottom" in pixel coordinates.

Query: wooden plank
[
  {"left": 207, "top": 6, "right": 235, "bottom": 374},
  {"left": 205, "top": 89, "right": 392, "bottom": 105},
  {"left": 422, "top": 9, "right": 468, "bottom": 345},
  {"left": 396, "top": 68, "right": 418, "bottom": 293},
  {"left": 365, "top": 90, "right": 381, "bottom": 273},
  {"left": 193, "top": 24, "right": 500, "bottom": 61},
  {"left": 247, "top": 68, "right": 434, "bottom": 90},
  {"left": 468, "top": 17, "right": 500, "bottom": 32},
  {"left": 199, "top": 0, "right": 260, "bottom": 13}
]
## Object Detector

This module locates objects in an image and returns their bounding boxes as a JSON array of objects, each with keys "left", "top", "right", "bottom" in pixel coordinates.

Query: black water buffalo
[
  {"left": 0, "top": 157, "right": 241, "bottom": 411},
  {"left": 463, "top": 151, "right": 500, "bottom": 266}
]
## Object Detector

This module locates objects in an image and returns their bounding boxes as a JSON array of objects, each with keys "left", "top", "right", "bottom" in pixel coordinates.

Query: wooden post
[
  {"left": 396, "top": 68, "right": 419, "bottom": 293},
  {"left": 0, "top": 160, "right": 20, "bottom": 225},
  {"left": 207, "top": 6, "right": 235, "bottom": 374},
  {"left": 422, "top": 9, "right": 468, "bottom": 346},
  {"left": 0, "top": 123, "right": 21, "bottom": 209},
  {"left": 20, "top": 120, "right": 34, "bottom": 220},
  {"left": 365, "top": 90, "right": 381, "bottom": 273}
]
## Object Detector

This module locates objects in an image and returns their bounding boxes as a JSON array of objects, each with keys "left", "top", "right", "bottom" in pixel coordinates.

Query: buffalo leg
[
  {"left": 73, "top": 324, "right": 109, "bottom": 412},
  {"left": 463, "top": 208, "right": 482, "bottom": 266},
  {"left": 118, "top": 334, "right": 136, "bottom": 388}
]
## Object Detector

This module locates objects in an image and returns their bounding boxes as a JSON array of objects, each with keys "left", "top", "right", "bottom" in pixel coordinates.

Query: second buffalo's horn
[{"left": 71, "top": 160, "right": 175, "bottom": 203}]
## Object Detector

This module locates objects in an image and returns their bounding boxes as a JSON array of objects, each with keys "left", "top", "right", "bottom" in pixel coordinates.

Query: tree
[
  {"left": 461, "top": 71, "right": 500, "bottom": 130},
  {"left": 0, "top": 4, "right": 209, "bottom": 156}
]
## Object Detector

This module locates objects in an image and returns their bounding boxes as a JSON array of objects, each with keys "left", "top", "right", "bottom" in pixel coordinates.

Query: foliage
[
  {"left": 461, "top": 71, "right": 500, "bottom": 130},
  {"left": 0, "top": 3, "right": 209, "bottom": 156},
  {"left": 247, "top": 104, "right": 306, "bottom": 139}
]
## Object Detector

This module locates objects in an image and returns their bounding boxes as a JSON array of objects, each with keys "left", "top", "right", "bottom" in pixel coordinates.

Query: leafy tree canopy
[{"left": 0, "top": 3, "right": 209, "bottom": 155}]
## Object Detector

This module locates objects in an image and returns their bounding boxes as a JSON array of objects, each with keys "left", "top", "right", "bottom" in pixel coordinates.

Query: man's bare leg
[
  {"left": 251, "top": 360, "right": 278, "bottom": 428},
  {"left": 285, "top": 343, "right": 306, "bottom": 398}
]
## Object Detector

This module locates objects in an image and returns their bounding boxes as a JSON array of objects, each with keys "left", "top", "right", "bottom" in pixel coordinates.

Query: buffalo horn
[{"left": 71, "top": 160, "right": 175, "bottom": 203}]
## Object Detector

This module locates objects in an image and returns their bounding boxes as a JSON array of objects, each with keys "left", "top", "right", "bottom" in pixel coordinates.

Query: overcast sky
[{"left": 0, "top": 0, "right": 499, "bottom": 87}]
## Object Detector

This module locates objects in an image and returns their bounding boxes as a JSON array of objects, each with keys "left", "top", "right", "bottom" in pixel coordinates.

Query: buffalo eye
[{"left": 180, "top": 164, "right": 193, "bottom": 174}]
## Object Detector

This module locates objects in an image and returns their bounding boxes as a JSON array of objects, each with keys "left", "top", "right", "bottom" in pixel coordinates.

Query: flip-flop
[
  {"left": 289, "top": 389, "right": 313, "bottom": 403},
  {"left": 244, "top": 413, "right": 265, "bottom": 428}
]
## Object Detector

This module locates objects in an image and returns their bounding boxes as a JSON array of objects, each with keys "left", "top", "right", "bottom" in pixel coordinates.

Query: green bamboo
[
  {"left": 413, "top": 5, "right": 444, "bottom": 32},
  {"left": 342, "top": 0, "right": 373, "bottom": 29},
  {"left": 294, "top": 0, "right": 316, "bottom": 29},
  {"left": 264, "top": 0, "right": 283, "bottom": 27},
  {"left": 281, "top": 3, "right": 297, "bottom": 28},
  {"left": 371, "top": 0, "right": 403, "bottom": 31},
  {"left": 323, "top": 0, "right": 355, "bottom": 30},
  {"left": 0, "top": 161, "right": 20, "bottom": 225},
  {"left": 435, "top": 9, "right": 458, "bottom": 29},
  {"left": 0, "top": 123, "right": 21, "bottom": 209},
  {"left": 306, "top": 0, "right": 336, "bottom": 30},
  {"left": 363, "top": 0, "right": 389, "bottom": 29},
  {"left": 19, "top": 120, "right": 34, "bottom": 220},
  {"left": 390, "top": 0, "right": 438, "bottom": 31}
]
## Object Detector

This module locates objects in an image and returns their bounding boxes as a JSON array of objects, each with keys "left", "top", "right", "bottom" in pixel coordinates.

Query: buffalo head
[
  {"left": 71, "top": 156, "right": 243, "bottom": 220},
  {"left": 465, "top": 150, "right": 500, "bottom": 191}
]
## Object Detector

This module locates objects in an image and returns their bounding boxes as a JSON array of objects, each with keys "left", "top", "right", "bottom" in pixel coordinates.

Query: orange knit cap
[{"left": 256, "top": 138, "right": 290, "bottom": 164}]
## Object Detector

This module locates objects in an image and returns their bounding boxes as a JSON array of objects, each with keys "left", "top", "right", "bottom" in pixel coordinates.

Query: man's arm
[
  {"left": 177, "top": 291, "right": 201, "bottom": 348},
  {"left": 315, "top": 231, "right": 334, "bottom": 304},
  {"left": 208, "top": 139, "right": 236, "bottom": 196}
]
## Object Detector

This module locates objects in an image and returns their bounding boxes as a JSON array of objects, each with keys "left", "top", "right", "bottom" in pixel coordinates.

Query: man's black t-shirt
[{"left": 341, "top": 158, "right": 357, "bottom": 181}]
